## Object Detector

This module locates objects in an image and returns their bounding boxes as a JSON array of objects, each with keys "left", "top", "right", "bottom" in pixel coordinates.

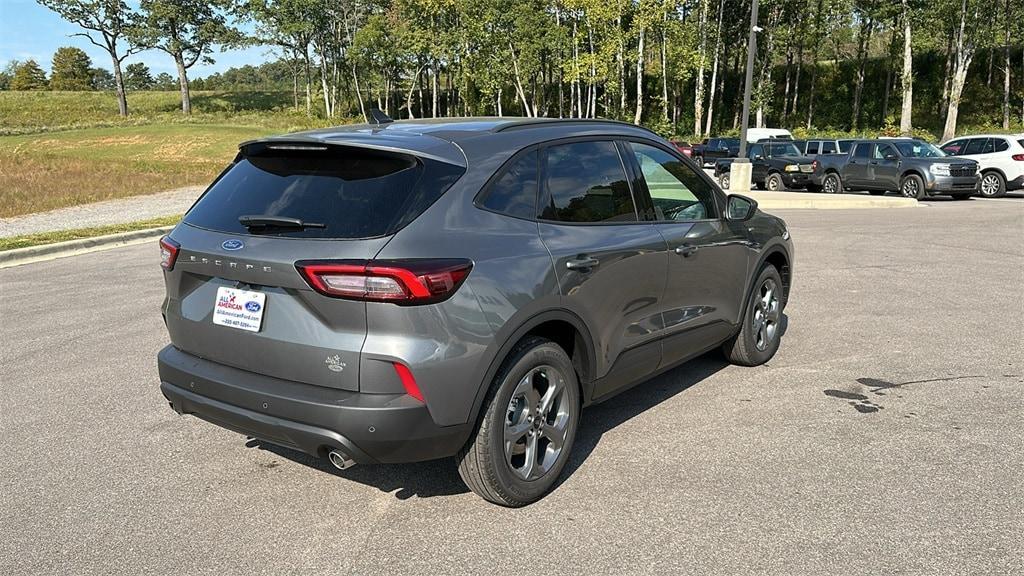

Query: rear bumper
[
  {"left": 1006, "top": 174, "right": 1024, "bottom": 191},
  {"left": 158, "top": 345, "right": 471, "bottom": 464}
]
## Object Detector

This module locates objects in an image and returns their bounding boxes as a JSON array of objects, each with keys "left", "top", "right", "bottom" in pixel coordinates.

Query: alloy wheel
[
  {"left": 767, "top": 176, "right": 781, "bottom": 191},
  {"left": 720, "top": 174, "right": 731, "bottom": 190},
  {"left": 901, "top": 178, "right": 919, "bottom": 198},
  {"left": 504, "top": 365, "right": 571, "bottom": 481},
  {"left": 823, "top": 175, "right": 838, "bottom": 194},
  {"left": 752, "top": 278, "right": 781, "bottom": 352},
  {"left": 980, "top": 174, "right": 1000, "bottom": 197}
]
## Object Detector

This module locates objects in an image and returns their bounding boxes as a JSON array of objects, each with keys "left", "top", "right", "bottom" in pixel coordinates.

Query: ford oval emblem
[{"left": 222, "top": 239, "right": 244, "bottom": 251}]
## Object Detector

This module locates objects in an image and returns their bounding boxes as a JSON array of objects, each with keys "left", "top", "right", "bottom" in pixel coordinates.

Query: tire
[
  {"left": 694, "top": 155, "right": 704, "bottom": 168},
  {"left": 457, "top": 336, "right": 581, "bottom": 507},
  {"left": 868, "top": 190, "right": 886, "bottom": 196},
  {"left": 900, "top": 173, "right": 926, "bottom": 200},
  {"left": 950, "top": 192, "right": 972, "bottom": 200},
  {"left": 822, "top": 172, "right": 842, "bottom": 194},
  {"left": 722, "top": 265, "right": 785, "bottom": 367},
  {"left": 766, "top": 173, "right": 785, "bottom": 191},
  {"left": 719, "top": 173, "right": 731, "bottom": 190},
  {"left": 978, "top": 171, "right": 1006, "bottom": 198}
]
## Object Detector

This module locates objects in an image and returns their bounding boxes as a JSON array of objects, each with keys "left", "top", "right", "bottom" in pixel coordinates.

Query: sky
[{"left": 0, "top": 0, "right": 273, "bottom": 77}]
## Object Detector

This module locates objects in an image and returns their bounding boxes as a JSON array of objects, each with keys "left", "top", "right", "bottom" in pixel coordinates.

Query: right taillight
[
  {"left": 296, "top": 259, "right": 473, "bottom": 305},
  {"left": 1012, "top": 154, "right": 1024, "bottom": 161},
  {"left": 159, "top": 236, "right": 179, "bottom": 271}
]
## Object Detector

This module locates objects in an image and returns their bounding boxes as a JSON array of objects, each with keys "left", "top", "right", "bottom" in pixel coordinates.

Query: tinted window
[
  {"left": 749, "top": 144, "right": 764, "bottom": 158},
  {"left": 630, "top": 142, "right": 717, "bottom": 221},
  {"left": 806, "top": 141, "right": 820, "bottom": 154},
  {"left": 539, "top": 141, "right": 636, "bottom": 223},
  {"left": 184, "top": 147, "right": 464, "bottom": 239},
  {"left": 994, "top": 138, "right": 1010, "bottom": 152},
  {"left": 980, "top": 138, "right": 995, "bottom": 154},
  {"left": 821, "top": 141, "right": 837, "bottom": 154},
  {"left": 1018, "top": 139, "right": 1024, "bottom": 149},
  {"left": 894, "top": 141, "right": 945, "bottom": 157},
  {"left": 874, "top": 143, "right": 897, "bottom": 159},
  {"left": 838, "top": 140, "right": 854, "bottom": 153},
  {"left": 963, "top": 138, "right": 988, "bottom": 155},
  {"left": 480, "top": 150, "right": 537, "bottom": 219},
  {"left": 767, "top": 143, "right": 801, "bottom": 156},
  {"left": 854, "top": 143, "right": 872, "bottom": 158},
  {"left": 941, "top": 139, "right": 965, "bottom": 155}
]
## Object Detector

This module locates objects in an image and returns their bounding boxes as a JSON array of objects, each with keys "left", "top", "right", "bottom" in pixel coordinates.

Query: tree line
[{"left": 17, "top": 0, "right": 1024, "bottom": 140}]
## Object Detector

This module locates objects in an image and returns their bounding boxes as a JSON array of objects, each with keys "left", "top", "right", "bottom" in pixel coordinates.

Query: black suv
[{"left": 714, "top": 141, "right": 815, "bottom": 191}]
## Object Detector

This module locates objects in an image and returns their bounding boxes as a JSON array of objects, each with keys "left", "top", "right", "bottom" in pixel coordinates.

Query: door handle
[
  {"left": 565, "top": 256, "right": 600, "bottom": 270},
  {"left": 675, "top": 244, "right": 698, "bottom": 257},
  {"left": 870, "top": 160, "right": 879, "bottom": 165}
]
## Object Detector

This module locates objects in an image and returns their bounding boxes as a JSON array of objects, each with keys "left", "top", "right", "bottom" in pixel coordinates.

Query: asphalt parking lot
[{"left": 1, "top": 197, "right": 1021, "bottom": 575}]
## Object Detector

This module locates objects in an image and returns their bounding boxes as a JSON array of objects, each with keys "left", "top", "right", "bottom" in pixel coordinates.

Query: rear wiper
[{"left": 238, "top": 215, "right": 326, "bottom": 230}]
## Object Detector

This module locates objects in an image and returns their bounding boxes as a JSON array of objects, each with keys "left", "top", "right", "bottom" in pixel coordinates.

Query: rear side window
[
  {"left": 838, "top": 140, "right": 853, "bottom": 153},
  {"left": 479, "top": 150, "right": 538, "bottom": 219},
  {"left": 539, "top": 141, "right": 636, "bottom": 223},
  {"left": 184, "top": 146, "right": 464, "bottom": 239},
  {"left": 854, "top": 143, "right": 872, "bottom": 158},
  {"left": 806, "top": 141, "right": 820, "bottom": 154},
  {"left": 994, "top": 138, "right": 1009, "bottom": 152},
  {"left": 821, "top": 141, "right": 837, "bottom": 154}
]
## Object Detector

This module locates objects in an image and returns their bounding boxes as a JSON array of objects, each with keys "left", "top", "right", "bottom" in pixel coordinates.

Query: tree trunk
[
  {"left": 174, "top": 52, "right": 191, "bottom": 115},
  {"left": 851, "top": 17, "right": 874, "bottom": 130},
  {"left": 1002, "top": 0, "right": 1012, "bottom": 129},
  {"left": 940, "top": 30, "right": 954, "bottom": 118},
  {"left": 431, "top": 64, "right": 438, "bottom": 118},
  {"left": 806, "top": 0, "right": 825, "bottom": 129},
  {"left": 110, "top": 52, "right": 128, "bottom": 117},
  {"left": 942, "top": 0, "right": 978, "bottom": 142},
  {"left": 303, "top": 48, "right": 312, "bottom": 115},
  {"left": 661, "top": 10, "right": 669, "bottom": 123},
  {"left": 704, "top": 0, "right": 724, "bottom": 136},
  {"left": 618, "top": 15, "right": 626, "bottom": 117},
  {"left": 634, "top": 24, "right": 645, "bottom": 125},
  {"left": 352, "top": 64, "right": 367, "bottom": 123},
  {"left": 693, "top": 0, "right": 708, "bottom": 136},
  {"left": 899, "top": 0, "right": 913, "bottom": 135}
]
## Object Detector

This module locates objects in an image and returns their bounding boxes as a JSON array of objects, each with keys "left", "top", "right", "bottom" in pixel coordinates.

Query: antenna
[{"left": 368, "top": 106, "right": 394, "bottom": 126}]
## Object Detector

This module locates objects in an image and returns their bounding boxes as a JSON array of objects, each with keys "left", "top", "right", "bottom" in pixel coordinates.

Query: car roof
[{"left": 243, "top": 117, "right": 660, "bottom": 167}]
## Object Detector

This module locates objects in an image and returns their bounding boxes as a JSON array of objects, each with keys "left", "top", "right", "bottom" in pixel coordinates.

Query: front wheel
[
  {"left": 457, "top": 337, "right": 580, "bottom": 507},
  {"left": 694, "top": 155, "right": 704, "bottom": 168},
  {"left": 719, "top": 173, "right": 731, "bottom": 190},
  {"left": 722, "top": 265, "right": 785, "bottom": 367},
  {"left": 978, "top": 171, "right": 1006, "bottom": 198},
  {"left": 822, "top": 172, "right": 842, "bottom": 194},
  {"left": 766, "top": 173, "right": 785, "bottom": 191},
  {"left": 900, "top": 174, "right": 926, "bottom": 200}
]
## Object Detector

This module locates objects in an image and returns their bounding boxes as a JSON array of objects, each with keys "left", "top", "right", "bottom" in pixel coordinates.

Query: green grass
[{"left": 0, "top": 214, "right": 182, "bottom": 251}]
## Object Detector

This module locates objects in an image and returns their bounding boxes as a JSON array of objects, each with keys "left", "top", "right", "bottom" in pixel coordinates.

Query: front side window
[
  {"left": 821, "top": 141, "right": 837, "bottom": 154},
  {"left": 807, "top": 141, "right": 820, "bottom": 154},
  {"left": 539, "top": 141, "right": 636, "bottom": 223},
  {"left": 874, "top": 143, "right": 897, "bottom": 159},
  {"left": 854, "top": 143, "right": 872, "bottom": 158},
  {"left": 480, "top": 149, "right": 538, "bottom": 219},
  {"left": 749, "top": 144, "right": 764, "bottom": 159},
  {"left": 630, "top": 142, "right": 717, "bottom": 221}
]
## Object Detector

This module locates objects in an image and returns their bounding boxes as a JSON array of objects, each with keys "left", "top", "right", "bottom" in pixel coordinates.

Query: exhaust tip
[{"left": 328, "top": 449, "right": 356, "bottom": 470}]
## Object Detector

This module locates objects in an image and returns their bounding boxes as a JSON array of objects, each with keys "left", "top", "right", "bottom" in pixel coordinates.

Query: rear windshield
[{"left": 184, "top": 145, "right": 464, "bottom": 239}]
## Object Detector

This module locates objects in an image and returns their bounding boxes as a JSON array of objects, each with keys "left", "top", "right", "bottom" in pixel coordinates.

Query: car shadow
[{"left": 249, "top": 314, "right": 787, "bottom": 501}]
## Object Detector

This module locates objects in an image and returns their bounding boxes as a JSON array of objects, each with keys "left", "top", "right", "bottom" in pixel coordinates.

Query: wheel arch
[{"left": 980, "top": 167, "right": 1007, "bottom": 180}]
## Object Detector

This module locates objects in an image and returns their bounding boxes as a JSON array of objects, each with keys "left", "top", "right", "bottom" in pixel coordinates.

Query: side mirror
[
  {"left": 884, "top": 152, "right": 898, "bottom": 161},
  {"left": 727, "top": 194, "right": 758, "bottom": 221}
]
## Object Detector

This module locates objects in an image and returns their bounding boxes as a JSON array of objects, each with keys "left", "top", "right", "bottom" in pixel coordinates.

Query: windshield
[
  {"left": 766, "top": 143, "right": 801, "bottom": 157},
  {"left": 893, "top": 141, "right": 946, "bottom": 158}
]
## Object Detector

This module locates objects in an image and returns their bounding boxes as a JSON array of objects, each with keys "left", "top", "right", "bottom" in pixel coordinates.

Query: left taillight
[
  {"left": 296, "top": 259, "right": 473, "bottom": 305},
  {"left": 159, "top": 236, "right": 180, "bottom": 271}
]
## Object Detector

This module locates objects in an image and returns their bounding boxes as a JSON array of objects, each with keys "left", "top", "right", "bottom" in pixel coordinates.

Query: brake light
[
  {"left": 811, "top": 160, "right": 819, "bottom": 171},
  {"left": 1012, "top": 154, "right": 1024, "bottom": 161},
  {"left": 393, "top": 362, "right": 424, "bottom": 402},
  {"left": 159, "top": 236, "right": 180, "bottom": 270},
  {"left": 296, "top": 259, "right": 473, "bottom": 305}
]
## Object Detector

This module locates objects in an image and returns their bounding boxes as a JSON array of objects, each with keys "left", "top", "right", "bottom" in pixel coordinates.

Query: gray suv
[{"left": 157, "top": 118, "right": 793, "bottom": 506}]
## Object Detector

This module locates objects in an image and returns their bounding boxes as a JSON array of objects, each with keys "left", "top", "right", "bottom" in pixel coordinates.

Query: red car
[{"left": 671, "top": 140, "right": 693, "bottom": 157}]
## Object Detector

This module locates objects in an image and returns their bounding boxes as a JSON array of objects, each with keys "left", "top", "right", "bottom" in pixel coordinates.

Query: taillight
[
  {"left": 159, "top": 236, "right": 180, "bottom": 270},
  {"left": 811, "top": 160, "right": 819, "bottom": 171},
  {"left": 296, "top": 259, "right": 473, "bottom": 305},
  {"left": 1012, "top": 154, "right": 1024, "bottom": 161}
]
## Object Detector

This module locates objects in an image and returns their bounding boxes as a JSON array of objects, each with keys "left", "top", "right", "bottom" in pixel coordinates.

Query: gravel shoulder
[{"left": 0, "top": 186, "right": 202, "bottom": 239}]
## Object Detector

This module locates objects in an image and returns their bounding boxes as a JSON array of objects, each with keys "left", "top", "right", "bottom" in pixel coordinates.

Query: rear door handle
[
  {"left": 565, "top": 257, "right": 600, "bottom": 270},
  {"left": 675, "top": 244, "right": 698, "bottom": 257}
]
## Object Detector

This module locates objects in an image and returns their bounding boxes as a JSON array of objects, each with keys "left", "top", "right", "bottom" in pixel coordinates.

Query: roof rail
[{"left": 493, "top": 117, "right": 661, "bottom": 137}]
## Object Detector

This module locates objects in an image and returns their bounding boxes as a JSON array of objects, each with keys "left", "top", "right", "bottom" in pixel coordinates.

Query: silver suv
[{"left": 157, "top": 117, "right": 794, "bottom": 506}]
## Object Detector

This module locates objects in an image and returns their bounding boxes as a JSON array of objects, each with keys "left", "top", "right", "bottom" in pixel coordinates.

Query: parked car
[
  {"left": 692, "top": 137, "right": 741, "bottom": 167},
  {"left": 793, "top": 139, "right": 842, "bottom": 156},
  {"left": 939, "top": 134, "right": 1024, "bottom": 198},
  {"left": 671, "top": 140, "right": 694, "bottom": 157},
  {"left": 156, "top": 117, "right": 794, "bottom": 506},
  {"left": 808, "top": 139, "right": 979, "bottom": 199},
  {"left": 714, "top": 140, "right": 815, "bottom": 191},
  {"left": 746, "top": 128, "right": 793, "bottom": 143}
]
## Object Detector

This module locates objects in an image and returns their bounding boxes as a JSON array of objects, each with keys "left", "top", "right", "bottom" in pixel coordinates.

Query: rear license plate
[{"left": 212, "top": 286, "right": 266, "bottom": 332}]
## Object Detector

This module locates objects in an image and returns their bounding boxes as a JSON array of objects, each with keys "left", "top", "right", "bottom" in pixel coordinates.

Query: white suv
[{"left": 939, "top": 134, "right": 1024, "bottom": 198}]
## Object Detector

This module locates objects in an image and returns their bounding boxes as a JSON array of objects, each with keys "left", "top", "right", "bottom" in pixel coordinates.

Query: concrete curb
[
  {"left": 0, "top": 226, "right": 174, "bottom": 269},
  {"left": 742, "top": 190, "right": 919, "bottom": 210}
]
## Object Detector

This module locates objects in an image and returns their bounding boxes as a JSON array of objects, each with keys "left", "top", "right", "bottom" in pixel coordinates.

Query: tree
[
  {"left": 131, "top": 0, "right": 237, "bottom": 114},
  {"left": 50, "top": 46, "right": 94, "bottom": 90},
  {"left": 899, "top": 0, "right": 913, "bottom": 135},
  {"left": 124, "top": 62, "right": 154, "bottom": 90},
  {"left": 941, "top": 0, "right": 988, "bottom": 141},
  {"left": 0, "top": 60, "right": 20, "bottom": 90},
  {"left": 154, "top": 72, "right": 176, "bottom": 90},
  {"left": 37, "top": 0, "right": 142, "bottom": 115},
  {"left": 91, "top": 67, "right": 115, "bottom": 89},
  {"left": 10, "top": 60, "right": 49, "bottom": 90}
]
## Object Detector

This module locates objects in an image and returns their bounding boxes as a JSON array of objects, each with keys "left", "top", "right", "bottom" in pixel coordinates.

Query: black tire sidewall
[
  {"left": 901, "top": 174, "right": 925, "bottom": 199},
  {"left": 484, "top": 342, "right": 580, "bottom": 504},
  {"left": 979, "top": 172, "right": 1005, "bottom": 198},
  {"left": 768, "top": 174, "right": 783, "bottom": 191},
  {"left": 740, "top": 266, "right": 784, "bottom": 363},
  {"left": 825, "top": 173, "right": 841, "bottom": 194}
]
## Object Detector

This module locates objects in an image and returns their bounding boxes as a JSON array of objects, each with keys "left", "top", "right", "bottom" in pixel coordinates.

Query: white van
[{"left": 745, "top": 128, "right": 793, "bottom": 143}]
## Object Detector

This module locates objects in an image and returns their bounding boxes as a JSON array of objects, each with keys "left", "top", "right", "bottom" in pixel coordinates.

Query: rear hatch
[{"left": 161, "top": 140, "right": 465, "bottom": 391}]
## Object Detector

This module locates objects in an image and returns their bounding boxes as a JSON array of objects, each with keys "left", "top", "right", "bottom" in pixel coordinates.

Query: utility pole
[{"left": 730, "top": 0, "right": 760, "bottom": 192}]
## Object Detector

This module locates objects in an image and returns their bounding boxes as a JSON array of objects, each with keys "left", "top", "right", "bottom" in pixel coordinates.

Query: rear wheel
[
  {"left": 719, "top": 173, "right": 731, "bottom": 190},
  {"left": 694, "top": 155, "right": 704, "bottom": 168},
  {"left": 900, "top": 174, "right": 926, "bottom": 200},
  {"left": 822, "top": 172, "right": 842, "bottom": 194},
  {"left": 457, "top": 337, "right": 580, "bottom": 507},
  {"left": 723, "top": 265, "right": 785, "bottom": 367},
  {"left": 978, "top": 171, "right": 1006, "bottom": 198},
  {"left": 766, "top": 173, "right": 785, "bottom": 191}
]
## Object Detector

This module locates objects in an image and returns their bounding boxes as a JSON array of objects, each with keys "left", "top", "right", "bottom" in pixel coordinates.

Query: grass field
[
  {"left": 0, "top": 91, "right": 348, "bottom": 218},
  {"left": 0, "top": 215, "right": 181, "bottom": 251}
]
